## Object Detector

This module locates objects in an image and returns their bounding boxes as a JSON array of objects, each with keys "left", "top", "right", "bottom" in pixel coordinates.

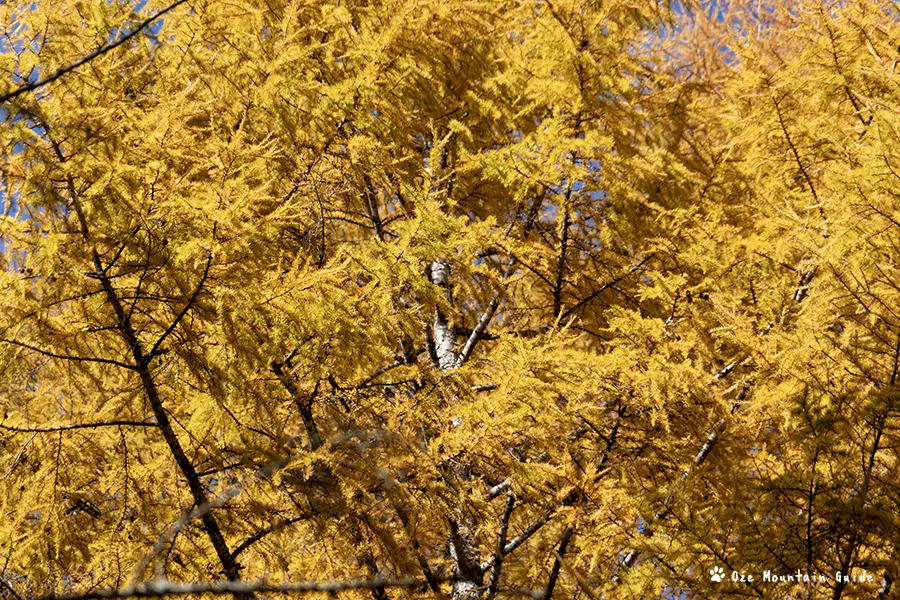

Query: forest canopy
[{"left": 1, "top": 1, "right": 899, "bottom": 599}]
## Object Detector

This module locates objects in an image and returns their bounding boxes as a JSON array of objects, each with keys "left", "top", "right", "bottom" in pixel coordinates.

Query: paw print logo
[{"left": 710, "top": 566, "right": 725, "bottom": 582}]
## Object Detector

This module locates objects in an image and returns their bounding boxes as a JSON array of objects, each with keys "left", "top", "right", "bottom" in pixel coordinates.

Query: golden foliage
[{"left": 0, "top": 1, "right": 899, "bottom": 599}]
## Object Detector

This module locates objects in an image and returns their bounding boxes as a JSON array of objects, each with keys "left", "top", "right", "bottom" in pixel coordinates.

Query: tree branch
[
  {"left": 455, "top": 295, "right": 500, "bottom": 368},
  {"left": 552, "top": 207, "right": 570, "bottom": 319},
  {"left": 37, "top": 577, "right": 434, "bottom": 600},
  {"left": 147, "top": 253, "right": 213, "bottom": 361},
  {"left": 488, "top": 479, "right": 511, "bottom": 499},
  {"left": 0, "top": 0, "right": 192, "bottom": 104},
  {"left": 130, "top": 448, "right": 296, "bottom": 585},
  {"left": 542, "top": 528, "right": 573, "bottom": 600},
  {"left": 485, "top": 494, "right": 516, "bottom": 600},
  {"left": 271, "top": 361, "right": 322, "bottom": 451},
  {"left": 0, "top": 420, "right": 157, "bottom": 433},
  {"left": 480, "top": 504, "right": 559, "bottom": 572},
  {"left": 0, "top": 337, "right": 135, "bottom": 370},
  {"left": 559, "top": 254, "right": 655, "bottom": 322},
  {"left": 231, "top": 516, "right": 310, "bottom": 560}
]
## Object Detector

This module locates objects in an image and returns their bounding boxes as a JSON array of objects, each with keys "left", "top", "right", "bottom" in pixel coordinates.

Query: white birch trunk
[{"left": 430, "top": 260, "right": 458, "bottom": 371}]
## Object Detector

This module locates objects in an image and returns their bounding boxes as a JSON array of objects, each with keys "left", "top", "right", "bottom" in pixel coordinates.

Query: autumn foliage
[{"left": 1, "top": 1, "right": 900, "bottom": 599}]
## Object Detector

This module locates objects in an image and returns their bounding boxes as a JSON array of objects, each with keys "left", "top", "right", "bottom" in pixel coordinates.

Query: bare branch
[{"left": 37, "top": 577, "right": 434, "bottom": 600}]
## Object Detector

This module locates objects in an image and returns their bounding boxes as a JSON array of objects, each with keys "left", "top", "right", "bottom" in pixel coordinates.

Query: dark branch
[
  {"left": 542, "top": 528, "right": 573, "bottom": 600},
  {"left": 0, "top": 0, "right": 192, "bottom": 104},
  {"left": 559, "top": 254, "right": 655, "bottom": 322},
  {"left": 147, "top": 253, "right": 213, "bottom": 361},
  {"left": 480, "top": 503, "right": 560, "bottom": 573},
  {"left": 485, "top": 494, "right": 516, "bottom": 600},
  {"left": 0, "top": 420, "right": 157, "bottom": 433},
  {"left": 231, "top": 516, "right": 309, "bottom": 560},
  {"left": 0, "top": 337, "right": 135, "bottom": 370},
  {"left": 552, "top": 207, "right": 570, "bottom": 319}
]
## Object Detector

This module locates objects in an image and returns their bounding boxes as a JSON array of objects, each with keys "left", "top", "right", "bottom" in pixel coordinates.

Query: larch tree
[{"left": 0, "top": 1, "right": 899, "bottom": 600}]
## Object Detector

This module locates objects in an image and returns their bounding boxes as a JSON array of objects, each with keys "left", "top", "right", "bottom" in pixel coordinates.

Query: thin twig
[
  {"left": 0, "top": 420, "right": 157, "bottom": 433},
  {"left": 559, "top": 254, "right": 655, "bottom": 321},
  {"left": 2, "top": 433, "right": 38, "bottom": 480},
  {"left": 37, "top": 577, "right": 432, "bottom": 600},
  {"left": 231, "top": 516, "right": 310, "bottom": 560},
  {"left": 0, "top": 337, "right": 135, "bottom": 370},
  {"left": 147, "top": 254, "right": 213, "bottom": 360}
]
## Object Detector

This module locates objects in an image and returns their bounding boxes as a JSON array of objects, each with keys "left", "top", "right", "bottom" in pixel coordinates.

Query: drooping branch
[
  {"left": 0, "top": 337, "right": 135, "bottom": 370},
  {"left": 230, "top": 515, "right": 310, "bottom": 560}
]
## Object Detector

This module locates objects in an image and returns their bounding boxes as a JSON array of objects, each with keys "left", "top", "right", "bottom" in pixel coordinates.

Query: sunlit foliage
[{"left": 0, "top": 1, "right": 899, "bottom": 599}]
